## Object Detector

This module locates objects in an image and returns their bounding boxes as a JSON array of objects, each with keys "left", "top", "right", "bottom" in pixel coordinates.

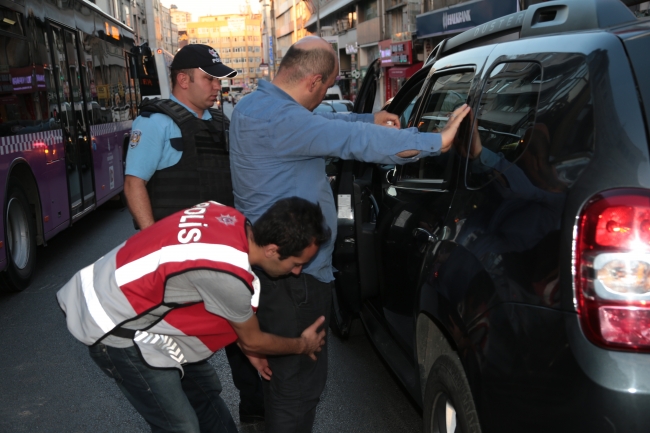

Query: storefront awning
[
  {"left": 416, "top": 0, "right": 518, "bottom": 39},
  {"left": 388, "top": 63, "right": 423, "bottom": 79}
]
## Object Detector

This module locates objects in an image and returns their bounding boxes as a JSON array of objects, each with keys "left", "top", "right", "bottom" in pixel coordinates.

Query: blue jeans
[{"left": 89, "top": 343, "right": 237, "bottom": 433}]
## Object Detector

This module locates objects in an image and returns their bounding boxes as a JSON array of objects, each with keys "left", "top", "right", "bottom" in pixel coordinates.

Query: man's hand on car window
[
  {"left": 374, "top": 111, "right": 400, "bottom": 129},
  {"left": 440, "top": 104, "right": 471, "bottom": 153}
]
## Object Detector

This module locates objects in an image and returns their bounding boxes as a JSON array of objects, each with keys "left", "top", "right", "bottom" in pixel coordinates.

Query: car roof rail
[{"left": 441, "top": 0, "right": 637, "bottom": 57}]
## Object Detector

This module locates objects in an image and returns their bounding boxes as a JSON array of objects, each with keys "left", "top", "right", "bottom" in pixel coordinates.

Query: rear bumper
[{"left": 468, "top": 304, "right": 650, "bottom": 433}]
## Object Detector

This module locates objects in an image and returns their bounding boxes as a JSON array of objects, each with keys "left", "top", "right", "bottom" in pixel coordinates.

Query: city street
[{"left": 0, "top": 170, "right": 422, "bottom": 432}]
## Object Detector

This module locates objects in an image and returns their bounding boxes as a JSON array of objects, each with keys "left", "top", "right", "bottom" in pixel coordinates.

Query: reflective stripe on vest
[
  {"left": 58, "top": 202, "right": 257, "bottom": 372},
  {"left": 80, "top": 263, "right": 115, "bottom": 334}
]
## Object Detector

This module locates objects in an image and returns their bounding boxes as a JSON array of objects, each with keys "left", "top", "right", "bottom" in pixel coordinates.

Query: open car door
[{"left": 330, "top": 60, "right": 432, "bottom": 337}]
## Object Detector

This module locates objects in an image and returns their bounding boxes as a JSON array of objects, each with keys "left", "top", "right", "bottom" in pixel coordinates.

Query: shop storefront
[
  {"left": 416, "top": 0, "right": 519, "bottom": 59},
  {"left": 380, "top": 39, "right": 419, "bottom": 101},
  {"left": 387, "top": 62, "right": 422, "bottom": 99}
]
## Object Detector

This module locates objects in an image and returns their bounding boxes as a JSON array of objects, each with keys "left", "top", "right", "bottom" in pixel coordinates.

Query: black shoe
[{"left": 239, "top": 409, "right": 265, "bottom": 424}]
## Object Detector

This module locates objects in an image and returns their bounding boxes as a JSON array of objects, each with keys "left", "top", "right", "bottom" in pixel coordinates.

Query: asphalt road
[{"left": 0, "top": 140, "right": 422, "bottom": 432}]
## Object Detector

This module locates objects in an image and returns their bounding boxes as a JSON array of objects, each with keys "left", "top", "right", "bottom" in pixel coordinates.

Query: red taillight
[{"left": 575, "top": 190, "right": 650, "bottom": 352}]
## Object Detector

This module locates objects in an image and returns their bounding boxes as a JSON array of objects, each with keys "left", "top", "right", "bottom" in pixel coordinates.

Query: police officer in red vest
[
  {"left": 57, "top": 197, "right": 330, "bottom": 433},
  {"left": 124, "top": 44, "right": 267, "bottom": 424}
]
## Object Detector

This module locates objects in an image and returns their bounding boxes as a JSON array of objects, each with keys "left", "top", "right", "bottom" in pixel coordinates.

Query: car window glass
[
  {"left": 535, "top": 54, "right": 593, "bottom": 187},
  {"left": 398, "top": 70, "right": 474, "bottom": 183},
  {"left": 416, "top": 71, "right": 474, "bottom": 134},
  {"left": 465, "top": 62, "right": 542, "bottom": 189},
  {"left": 401, "top": 99, "right": 416, "bottom": 128}
]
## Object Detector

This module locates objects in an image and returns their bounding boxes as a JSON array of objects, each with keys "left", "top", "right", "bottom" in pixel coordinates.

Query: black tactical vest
[{"left": 138, "top": 99, "right": 233, "bottom": 222}]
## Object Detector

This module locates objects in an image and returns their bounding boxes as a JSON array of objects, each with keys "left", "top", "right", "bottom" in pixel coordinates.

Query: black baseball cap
[{"left": 170, "top": 44, "right": 237, "bottom": 78}]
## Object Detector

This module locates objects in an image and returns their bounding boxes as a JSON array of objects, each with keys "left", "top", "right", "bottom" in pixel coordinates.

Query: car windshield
[{"left": 331, "top": 102, "right": 350, "bottom": 112}]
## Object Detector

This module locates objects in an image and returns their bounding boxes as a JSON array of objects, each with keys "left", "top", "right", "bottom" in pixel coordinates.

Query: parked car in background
[
  {"left": 324, "top": 84, "right": 343, "bottom": 100},
  {"left": 314, "top": 102, "right": 336, "bottom": 114},
  {"left": 314, "top": 101, "right": 353, "bottom": 114},
  {"left": 331, "top": 1, "right": 650, "bottom": 432},
  {"left": 233, "top": 92, "right": 247, "bottom": 104},
  {"left": 332, "top": 100, "right": 354, "bottom": 112}
]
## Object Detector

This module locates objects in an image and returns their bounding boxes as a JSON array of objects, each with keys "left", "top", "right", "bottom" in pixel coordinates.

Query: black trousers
[
  {"left": 256, "top": 271, "right": 332, "bottom": 433},
  {"left": 224, "top": 343, "right": 264, "bottom": 415}
]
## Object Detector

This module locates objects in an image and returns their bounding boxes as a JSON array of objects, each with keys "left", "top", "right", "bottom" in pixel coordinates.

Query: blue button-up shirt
[{"left": 230, "top": 80, "right": 442, "bottom": 282}]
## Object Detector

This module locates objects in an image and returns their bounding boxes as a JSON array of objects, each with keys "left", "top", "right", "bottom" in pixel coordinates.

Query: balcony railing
[{"left": 357, "top": 17, "right": 380, "bottom": 45}]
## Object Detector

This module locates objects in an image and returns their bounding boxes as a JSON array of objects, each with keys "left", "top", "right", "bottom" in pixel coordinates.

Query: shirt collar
[
  {"left": 170, "top": 94, "right": 212, "bottom": 120},
  {"left": 257, "top": 80, "right": 297, "bottom": 104}
]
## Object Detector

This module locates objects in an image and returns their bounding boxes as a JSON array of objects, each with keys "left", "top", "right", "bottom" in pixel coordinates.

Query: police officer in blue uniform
[{"left": 124, "top": 44, "right": 266, "bottom": 424}]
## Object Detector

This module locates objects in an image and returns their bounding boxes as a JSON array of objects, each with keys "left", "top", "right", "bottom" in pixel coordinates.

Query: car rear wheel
[
  {"left": 0, "top": 181, "right": 36, "bottom": 292},
  {"left": 424, "top": 355, "right": 481, "bottom": 433}
]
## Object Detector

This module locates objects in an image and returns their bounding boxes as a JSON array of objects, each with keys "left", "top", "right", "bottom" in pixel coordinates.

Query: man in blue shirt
[
  {"left": 125, "top": 44, "right": 266, "bottom": 425},
  {"left": 230, "top": 36, "right": 470, "bottom": 432}
]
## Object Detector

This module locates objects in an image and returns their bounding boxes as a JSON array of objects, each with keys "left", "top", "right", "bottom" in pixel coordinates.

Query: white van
[{"left": 324, "top": 84, "right": 343, "bottom": 100}]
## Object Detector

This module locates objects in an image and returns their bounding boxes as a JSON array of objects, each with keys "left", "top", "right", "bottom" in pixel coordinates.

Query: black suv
[{"left": 331, "top": 1, "right": 650, "bottom": 432}]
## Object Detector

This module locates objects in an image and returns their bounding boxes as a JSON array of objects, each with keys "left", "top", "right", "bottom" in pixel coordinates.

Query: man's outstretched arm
[{"left": 229, "top": 314, "right": 326, "bottom": 361}]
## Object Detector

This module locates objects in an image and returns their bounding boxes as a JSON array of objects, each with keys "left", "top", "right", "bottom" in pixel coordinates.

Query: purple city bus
[{"left": 0, "top": 0, "right": 145, "bottom": 291}]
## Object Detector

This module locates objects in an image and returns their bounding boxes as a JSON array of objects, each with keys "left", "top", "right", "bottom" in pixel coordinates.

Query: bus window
[
  {"left": 0, "top": 12, "right": 58, "bottom": 137},
  {"left": 78, "top": 32, "right": 101, "bottom": 125}
]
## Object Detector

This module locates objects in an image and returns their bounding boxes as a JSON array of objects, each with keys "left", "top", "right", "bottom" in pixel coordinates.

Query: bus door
[{"left": 49, "top": 24, "right": 95, "bottom": 218}]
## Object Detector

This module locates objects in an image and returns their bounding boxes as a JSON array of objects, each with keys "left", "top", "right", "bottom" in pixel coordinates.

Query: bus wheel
[{"left": 1, "top": 182, "right": 36, "bottom": 292}]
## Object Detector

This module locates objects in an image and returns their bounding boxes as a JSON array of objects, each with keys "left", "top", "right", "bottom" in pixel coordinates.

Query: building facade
[
  {"left": 93, "top": 0, "right": 176, "bottom": 53},
  {"left": 170, "top": 7, "right": 192, "bottom": 31},
  {"left": 187, "top": 14, "right": 264, "bottom": 86}
]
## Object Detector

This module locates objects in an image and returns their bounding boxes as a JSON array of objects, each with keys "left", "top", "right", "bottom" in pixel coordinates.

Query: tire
[
  {"left": 0, "top": 182, "right": 37, "bottom": 292},
  {"left": 423, "top": 355, "right": 481, "bottom": 433}
]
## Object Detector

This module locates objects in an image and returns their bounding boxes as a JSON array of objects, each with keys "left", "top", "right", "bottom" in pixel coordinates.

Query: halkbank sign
[
  {"left": 417, "top": 0, "right": 518, "bottom": 39},
  {"left": 442, "top": 10, "right": 472, "bottom": 30}
]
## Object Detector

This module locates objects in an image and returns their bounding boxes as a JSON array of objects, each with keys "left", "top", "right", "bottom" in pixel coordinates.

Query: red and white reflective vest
[{"left": 57, "top": 201, "right": 260, "bottom": 372}]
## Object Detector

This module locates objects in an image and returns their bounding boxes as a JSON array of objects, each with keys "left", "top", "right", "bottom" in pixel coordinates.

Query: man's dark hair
[
  {"left": 252, "top": 197, "right": 331, "bottom": 260},
  {"left": 277, "top": 45, "right": 336, "bottom": 84},
  {"left": 170, "top": 68, "right": 194, "bottom": 90}
]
